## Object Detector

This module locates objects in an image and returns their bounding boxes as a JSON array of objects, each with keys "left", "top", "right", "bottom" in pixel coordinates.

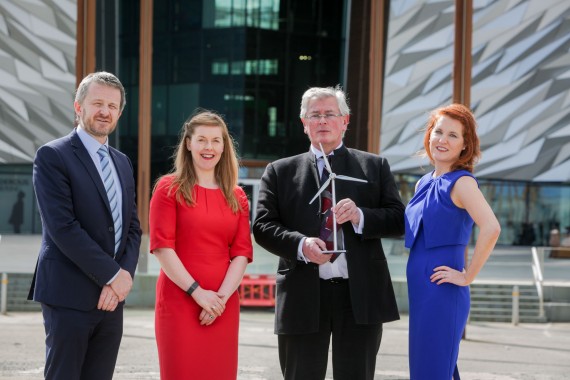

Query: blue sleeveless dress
[{"left": 404, "top": 170, "right": 476, "bottom": 380}]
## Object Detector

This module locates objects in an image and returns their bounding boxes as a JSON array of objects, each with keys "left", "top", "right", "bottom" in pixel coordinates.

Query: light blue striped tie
[{"left": 97, "top": 145, "right": 122, "bottom": 255}]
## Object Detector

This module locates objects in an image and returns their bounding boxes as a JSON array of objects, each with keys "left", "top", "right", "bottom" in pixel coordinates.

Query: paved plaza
[
  {"left": 1, "top": 234, "right": 570, "bottom": 379},
  {"left": 1, "top": 308, "right": 570, "bottom": 379}
]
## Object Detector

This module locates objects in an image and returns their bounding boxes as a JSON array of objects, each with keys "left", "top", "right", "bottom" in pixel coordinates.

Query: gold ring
[{"left": 209, "top": 315, "right": 214, "bottom": 319}]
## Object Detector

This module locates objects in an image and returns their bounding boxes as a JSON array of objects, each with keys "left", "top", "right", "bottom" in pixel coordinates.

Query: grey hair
[
  {"left": 299, "top": 85, "right": 350, "bottom": 118},
  {"left": 74, "top": 72, "right": 126, "bottom": 117}
]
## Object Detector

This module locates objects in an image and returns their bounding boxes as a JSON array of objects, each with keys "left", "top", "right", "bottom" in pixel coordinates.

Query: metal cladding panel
[
  {"left": 0, "top": 0, "right": 76, "bottom": 164},
  {"left": 382, "top": 0, "right": 570, "bottom": 182}
]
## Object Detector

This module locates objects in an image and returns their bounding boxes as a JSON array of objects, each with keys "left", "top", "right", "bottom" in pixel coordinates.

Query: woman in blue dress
[{"left": 405, "top": 104, "right": 501, "bottom": 379}]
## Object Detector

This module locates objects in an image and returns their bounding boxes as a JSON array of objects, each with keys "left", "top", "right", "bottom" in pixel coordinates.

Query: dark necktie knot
[{"left": 319, "top": 155, "right": 332, "bottom": 185}]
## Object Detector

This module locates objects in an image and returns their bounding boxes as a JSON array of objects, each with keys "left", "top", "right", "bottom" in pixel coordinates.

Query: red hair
[{"left": 423, "top": 103, "right": 481, "bottom": 173}]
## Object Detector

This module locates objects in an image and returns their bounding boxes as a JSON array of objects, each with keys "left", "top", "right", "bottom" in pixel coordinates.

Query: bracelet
[{"left": 186, "top": 281, "right": 199, "bottom": 296}]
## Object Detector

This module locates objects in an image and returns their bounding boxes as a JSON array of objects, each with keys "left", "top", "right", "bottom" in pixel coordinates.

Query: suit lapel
[
  {"left": 333, "top": 146, "right": 366, "bottom": 200},
  {"left": 307, "top": 152, "right": 320, "bottom": 190},
  {"left": 305, "top": 152, "right": 323, "bottom": 213},
  {"left": 332, "top": 146, "right": 349, "bottom": 199},
  {"left": 70, "top": 131, "right": 112, "bottom": 215}
]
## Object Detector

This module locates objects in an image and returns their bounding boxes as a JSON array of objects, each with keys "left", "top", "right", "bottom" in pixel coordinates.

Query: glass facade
[
  {"left": 395, "top": 174, "right": 570, "bottom": 248},
  {"left": 481, "top": 181, "right": 570, "bottom": 247},
  {"left": 0, "top": 165, "right": 42, "bottom": 234},
  {"left": 116, "top": 0, "right": 349, "bottom": 182},
  {"left": 1, "top": 0, "right": 568, "bottom": 247}
]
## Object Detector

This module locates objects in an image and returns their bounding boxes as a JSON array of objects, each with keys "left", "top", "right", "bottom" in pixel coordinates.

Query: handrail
[
  {"left": 0, "top": 235, "right": 5, "bottom": 315},
  {"left": 530, "top": 247, "right": 545, "bottom": 318},
  {"left": 512, "top": 285, "right": 519, "bottom": 325},
  {"left": 0, "top": 273, "right": 6, "bottom": 315}
]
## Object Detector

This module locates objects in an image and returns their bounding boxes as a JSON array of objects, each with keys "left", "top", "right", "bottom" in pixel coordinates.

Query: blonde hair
[{"left": 156, "top": 110, "right": 241, "bottom": 213}]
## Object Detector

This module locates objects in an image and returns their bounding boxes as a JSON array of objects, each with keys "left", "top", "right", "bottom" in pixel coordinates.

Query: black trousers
[
  {"left": 278, "top": 279, "right": 383, "bottom": 380},
  {"left": 42, "top": 303, "right": 123, "bottom": 380}
]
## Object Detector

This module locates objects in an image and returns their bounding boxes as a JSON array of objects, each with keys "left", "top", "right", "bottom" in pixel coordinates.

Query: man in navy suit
[
  {"left": 28, "top": 72, "right": 142, "bottom": 380},
  {"left": 253, "top": 86, "right": 404, "bottom": 380}
]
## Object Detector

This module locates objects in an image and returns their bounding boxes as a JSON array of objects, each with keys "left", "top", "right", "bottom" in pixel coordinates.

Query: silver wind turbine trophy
[{"left": 309, "top": 143, "right": 368, "bottom": 254}]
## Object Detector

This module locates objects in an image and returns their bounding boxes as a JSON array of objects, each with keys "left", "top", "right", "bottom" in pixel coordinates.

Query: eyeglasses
[{"left": 305, "top": 114, "right": 343, "bottom": 122}]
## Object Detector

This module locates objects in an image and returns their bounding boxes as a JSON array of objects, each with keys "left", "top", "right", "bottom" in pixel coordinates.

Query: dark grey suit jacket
[
  {"left": 253, "top": 145, "right": 404, "bottom": 334},
  {"left": 28, "top": 129, "right": 141, "bottom": 311}
]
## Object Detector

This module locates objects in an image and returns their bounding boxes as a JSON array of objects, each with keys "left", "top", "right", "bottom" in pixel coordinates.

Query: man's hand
[
  {"left": 302, "top": 237, "right": 333, "bottom": 264},
  {"left": 333, "top": 198, "right": 360, "bottom": 225},
  {"left": 109, "top": 269, "right": 133, "bottom": 302},
  {"left": 98, "top": 285, "right": 120, "bottom": 311}
]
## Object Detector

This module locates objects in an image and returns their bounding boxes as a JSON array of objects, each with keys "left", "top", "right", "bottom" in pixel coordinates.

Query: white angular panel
[
  {"left": 382, "top": 0, "right": 570, "bottom": 182},
  {"left": 0, "top": 0, "right": 75, "bottom": 164}
]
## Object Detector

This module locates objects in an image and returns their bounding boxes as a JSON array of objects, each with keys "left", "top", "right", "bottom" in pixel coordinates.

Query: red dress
[{"left": 149, "top": 176, "right": 253, "bottom": 380}]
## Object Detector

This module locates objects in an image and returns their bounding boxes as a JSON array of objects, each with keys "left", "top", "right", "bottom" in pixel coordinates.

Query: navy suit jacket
[
  {"left": 28, "top": 129, "right": 142, "bottom": 311},
  {"left": 253, "top": 145, "right": 404, "bottom": 334}
]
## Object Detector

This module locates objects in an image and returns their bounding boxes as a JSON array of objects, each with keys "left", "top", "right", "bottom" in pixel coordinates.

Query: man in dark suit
[
  {"left": 253, "top": 86, "right": 404, "bottom": 380},
  {"left": 28, "top": 72, "right": 142, "bottom": 380}
]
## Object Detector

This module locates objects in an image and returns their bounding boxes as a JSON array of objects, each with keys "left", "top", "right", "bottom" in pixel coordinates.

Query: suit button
[{"left": 109, "top": 227, "right": 114, "bottom": 232}]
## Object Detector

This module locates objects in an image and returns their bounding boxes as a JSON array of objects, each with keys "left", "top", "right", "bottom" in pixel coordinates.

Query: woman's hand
[
  {"left": 192, "top": 287, "right": 226, "bottom": 323},
  {"left": 199, "top": 308, "right": 217, "bottom": 325},
  {"left": 431, "top": 266, "right": 469, "bottom": 286}
]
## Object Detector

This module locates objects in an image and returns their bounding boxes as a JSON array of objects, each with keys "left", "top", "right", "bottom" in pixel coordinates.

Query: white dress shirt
[
  {"left": 297, "top": 143, "right": 365, "bottom": 279},
  {"left": 77, "top": 126, "right": 122, "bottom": 283}
]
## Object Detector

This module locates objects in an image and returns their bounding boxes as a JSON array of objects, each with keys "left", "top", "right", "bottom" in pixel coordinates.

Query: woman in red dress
[{"left": 149, "top": 111, "right": 253, "bottom": 379}]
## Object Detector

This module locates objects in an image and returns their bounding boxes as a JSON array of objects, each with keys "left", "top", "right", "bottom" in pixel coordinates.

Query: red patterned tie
[{"left": 319, "top": 157, "right": 342, "bottom": 262}]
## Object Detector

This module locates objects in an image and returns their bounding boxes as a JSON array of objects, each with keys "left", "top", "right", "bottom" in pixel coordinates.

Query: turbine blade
[
  {"left": 319, "top": 143, "right": 333, "bottom": 173},
  {"left": 336, "top": 175, "right": 367, "bottom": 183},
  {"left": 323, "top": 154, "right": 332, "bottom": 174},
  {"left": 309, "top": 179, "right": 331, "bottom": 204}
]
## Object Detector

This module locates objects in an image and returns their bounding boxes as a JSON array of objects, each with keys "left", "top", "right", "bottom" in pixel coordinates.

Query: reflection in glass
[
  {"left": 213, "top": 0, "right": 280, "bottom": 30},
  {"left": 395, "top": 174, "right": 570, "bottom": 248}
]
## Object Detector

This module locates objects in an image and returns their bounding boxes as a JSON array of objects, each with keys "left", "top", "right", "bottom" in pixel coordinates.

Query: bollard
[
  {"left": 511, "top": 285, "right": 519, "bottom": 326},
  {"left": 1, "top": 273, "right": 7, "bottom": 315}
]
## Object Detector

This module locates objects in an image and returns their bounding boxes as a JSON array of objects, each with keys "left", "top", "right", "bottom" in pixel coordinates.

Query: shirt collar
[
  {"left": 310, "top": 142, "right": 343, "bottom": 159},
  {"left": 77, "top": 125, "right": 108, "bottom": 156}
]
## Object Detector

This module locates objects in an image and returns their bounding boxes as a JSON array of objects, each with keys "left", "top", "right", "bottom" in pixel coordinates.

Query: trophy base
[{"left": 321, "top": 249, "right": 346, "bottom": 254}]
